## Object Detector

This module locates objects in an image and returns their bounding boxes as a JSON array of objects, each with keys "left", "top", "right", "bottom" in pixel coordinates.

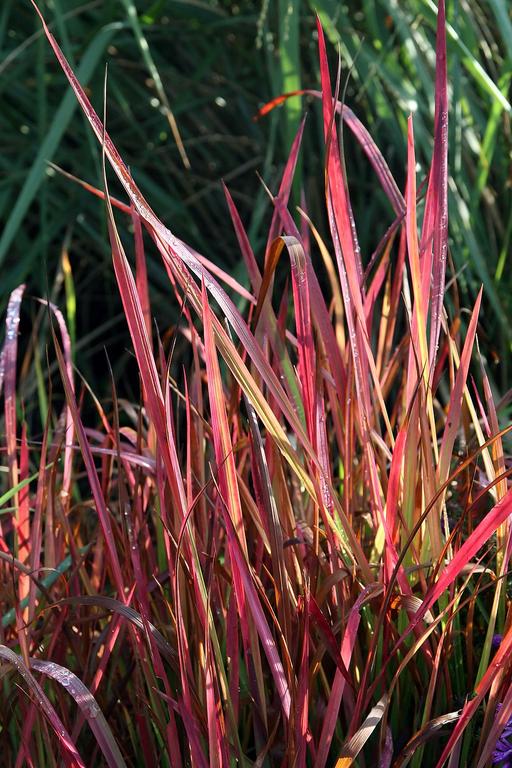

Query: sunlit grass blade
[
  {"left": 403, "top": 487, "right": 512, "bottom": 644},
  {"left": 14, "top": 4, "right": 512, "bottom": 764},
  {"left": 257, "top": 89, "right": 404, "bottom": 216},
  {"left": 336, "top": 694, "right": 388, "bottom": 767},
  {"left": 3, "top": 285, "right": 25, "bottom": 533},
  {"left": 0, "top": 646, "right": 86, "bottom": 768},
  {"left": 36, "top": 298, "right": 74, "bottom": 502},
  {"left": 201, "top": 281, "right": 291, "bottom": 720},
  {"left": 437, "top": 288, "right": 482, "bottom": 487},
  {"left": 426, "top": 0, "right": 449, "bottom": 364},
  {"left": 30, "top": 659, "right": 127, "bottom": 768}
]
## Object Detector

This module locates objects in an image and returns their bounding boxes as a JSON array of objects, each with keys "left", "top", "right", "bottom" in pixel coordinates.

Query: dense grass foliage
[
  {"left": 1, "top": 1, "right": 512, "bottom": 766},
  {"left": 1, "top": 0, "right": 277, "bottom": 388},
  {"left": 1, "top": 0, "right": 511, "bottom": 388}
]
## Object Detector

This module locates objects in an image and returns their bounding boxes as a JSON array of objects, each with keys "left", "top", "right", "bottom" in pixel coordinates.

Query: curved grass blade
[
  {"left": 57, "top": 595, "right": 177, "bottom": 664},
  {"left": 35, "top": 298, "right": 74, "bottom": 502},
  {"left": 335, "top": 694, "right": 388, "bottom": 767},
  {"left": 29, "top": 659, "right": 127, "bottom": 768},
  {"left": 0, "top": 645, "right": 85, "bottom": 768},
  {"left": 256, "top": 89, "right": 404, "bottom": 216},
  {"left": 31, "top": 2, "right": 318, "bottom": 485}
]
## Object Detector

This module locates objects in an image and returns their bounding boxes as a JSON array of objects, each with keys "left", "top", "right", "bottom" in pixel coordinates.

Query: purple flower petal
[{"left": 492, "top": 703, "right": 512, "bottom": 765}]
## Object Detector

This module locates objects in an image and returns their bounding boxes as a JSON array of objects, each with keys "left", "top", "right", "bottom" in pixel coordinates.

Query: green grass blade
[{"left": 0, "top": 21, "right": 120, "bottom": 267}]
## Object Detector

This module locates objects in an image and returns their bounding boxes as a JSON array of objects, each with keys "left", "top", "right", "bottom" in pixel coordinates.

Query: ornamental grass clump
[{"left": 0, "top": 1, "right": 511, "bottom": 766}]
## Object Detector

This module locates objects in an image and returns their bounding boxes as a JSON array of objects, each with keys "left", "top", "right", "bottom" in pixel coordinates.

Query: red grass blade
[
  {"left": 4, "top": 285, "right": 25, "bottom": 532},
  {"left": 18, "top": 422, "right": 30, "bottom": 564},
  {"left": 295, "top": 588, "right": 310, "bottom": 768},
  {"left": 30, "top": 659, "right": 127, "bottom": 768},
  {"left": 222, "top": 181, "right": 260, "bottom": 289},
  {"left": 202, "top": 282, "right": 292, "bottom": 720},
  {"left": 36, "top": 298, "right": 75, "bottom": 503},
  {"left": 438, "top": 288, "right": 483, "bottom": 484},
  {"left": 131, "top": 206, "right": 152, "bottom": 341},
  {"left": 426, "top": 0, "right": 449, "bottom": 364},
  {"left": 58, "top": 595, "right": 176, "bottom": 664},
  {"left": 435, "top": 609, "right": 512, "bottom": 766},
  {"left": 261, "top": 236, "right": 316, "bottom": 442},
  {"left": 314, "top": 585, "right": 383, "bottom": 768},
  {"left": 316, "top": 19, "right": 363, "bottom": 291},
  {"left": 405, "top": 116, "right": 429, "bottom": 394},
  {"left": 204, "top": 632, "right": 230, "bottom": 768},
  {"left": 256, "top": 90, "right": 404, "bottom": 216},
  {"left": 201, "top": 282, "right": 248, "bottom": 556},
  {"left": 0, "top": 646, "right": 86, "bottom": 768},
  {"left": 51, "top": 326, "right": 126, "bottom": 597},
  {"left": 402, "top": 487, "right": 512, "bottom": 645},
  {"left": 265, "top": 115, "right": 306, "bottom": 256},
  {"left": 31, "top": 2, "right": 312, "bottom": 464},
  {"left": 245, "top": 395, "right": 292, "bottom": 649},
  {"left": 104, "top": 199, "right": 188, "bottom": 523}
]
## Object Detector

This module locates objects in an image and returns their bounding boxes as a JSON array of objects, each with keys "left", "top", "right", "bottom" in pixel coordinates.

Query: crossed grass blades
[{"left": 0, "top": 1, "right": 512, "bottom": 766}]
